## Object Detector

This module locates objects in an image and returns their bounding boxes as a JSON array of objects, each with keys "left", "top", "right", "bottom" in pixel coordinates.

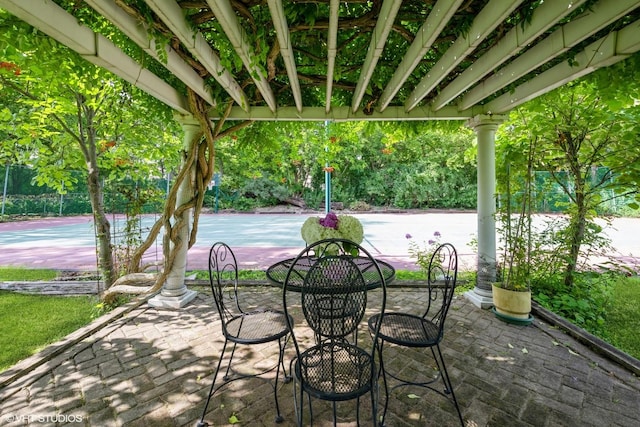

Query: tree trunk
[
  {"left": 562, "top": 133, "right": 587, "bottom": 289},
  {"left": 87, "top": 168, "right": 115, "bottom": 288},
  {"left": 564, "top": 189, "right": 587, "bottom": 289},
  {"left": 76, "top": 92, "right": 115, "bottom": 288}
]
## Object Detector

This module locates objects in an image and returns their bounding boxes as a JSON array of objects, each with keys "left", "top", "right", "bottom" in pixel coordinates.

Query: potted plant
[
  {"left": 492, "top": 137, "right": 536, "bottom": 325},
  {"left": 492, "top": 213, "right": 533, "bottom": 325}
]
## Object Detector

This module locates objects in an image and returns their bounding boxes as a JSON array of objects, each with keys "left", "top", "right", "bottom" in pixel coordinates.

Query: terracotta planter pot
[{"left": 491, "top": 283, "right": 533, "bottom": 325}]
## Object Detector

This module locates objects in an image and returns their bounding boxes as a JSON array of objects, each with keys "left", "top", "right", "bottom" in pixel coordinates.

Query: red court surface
[{"left": 1, "top": 213, "right": 638, "bottom": 273}]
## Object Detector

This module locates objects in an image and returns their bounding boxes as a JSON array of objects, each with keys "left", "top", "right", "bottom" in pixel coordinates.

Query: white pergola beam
[
  {"left": 83, "top": 0, "right": 147, "bottom": 48},
  {"left": 0, "top": 0, "right": 189, "bottom": 114},
  {"left": 378, "top": 0, "right": 463, "bottom": 112},
  {"left": 326, "top": 0, "right": 339, "bottom": 113},
  {"left": 268, "top": 0, "right": 303, "bottom": 113},
  {"left": 3, "top": 0, "right": 636, "bottom": 121},
  {"left": 85, "top": 0, "right": 215, "bottom": 107},
  {"left": 461, "top": 0, "right": 640, "bottom": 110},
  {"left": 89, "top": 34, "right": 189, "bottom": 114},
  {"left": 143, "top": 0, "right": 248, "bottom": 111},
  {"left": 485, "top": 20, "right": 640, "bottom": 114},
  {"left": 0, "top": 0, "right": 95, "bottom": 54},
  {"left": 405, "top": 0, "right": 523, "bottom": 112},
  {"left": 211, "top": 105, "right": 473, "bottom": 122},
  {"left": 351, "top": 0, "right": 402, "bottom": 113},
  {"left": 432, "top": 0, "right": 586, "bottom": 111},
  {"left": 206, "top": 0, "right": 277, "bottom": 112}
]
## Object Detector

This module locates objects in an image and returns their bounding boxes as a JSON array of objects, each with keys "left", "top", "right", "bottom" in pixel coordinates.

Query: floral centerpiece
[{"left": 301, "top": 212, "right": 364, "bottom": 256}]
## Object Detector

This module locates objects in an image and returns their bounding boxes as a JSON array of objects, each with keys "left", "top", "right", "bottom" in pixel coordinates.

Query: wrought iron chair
[
  {"left": 283, "top": 238, "right": 387, "bottom": 426},
  {"left": 367, "top": 242, "right": 464, "bottom": 426},
  {"left": 197, "top": 242, "right": 292, "bottom": 426}
]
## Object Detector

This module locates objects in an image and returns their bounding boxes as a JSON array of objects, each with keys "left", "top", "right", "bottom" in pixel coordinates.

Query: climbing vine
[{"left": 132, "top": 88, "right": 254, "bottom": 292}]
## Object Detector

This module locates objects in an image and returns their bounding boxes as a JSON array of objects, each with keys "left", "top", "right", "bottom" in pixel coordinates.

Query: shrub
[{"left": 534, "top": 272, "right": 613, "bottom": 334}]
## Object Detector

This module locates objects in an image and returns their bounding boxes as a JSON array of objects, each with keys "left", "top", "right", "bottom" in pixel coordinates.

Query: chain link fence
[{"left": 1, "top": 167, "right": 636, "bottom": 217}]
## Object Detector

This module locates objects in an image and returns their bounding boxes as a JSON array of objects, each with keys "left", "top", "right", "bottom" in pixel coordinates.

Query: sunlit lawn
[
  {"left": 0, "top": 290, "right": 97, "bottom": 371},
  {"left": 0, "top": 266, "right": 58, "bottom": 281},
  {"left": 601, "top": 276, "right": 640, "bottom": 360},
  {"left": 0, "top": 267, "right": 101, "bottom": 371}
]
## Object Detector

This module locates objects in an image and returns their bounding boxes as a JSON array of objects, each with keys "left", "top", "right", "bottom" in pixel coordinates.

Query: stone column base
[
  {"left": 148, "top": 289, "right": 198, "bottom": 309},
  {"left": 464, "top": 287, "right": 494, "bottom": 309}
]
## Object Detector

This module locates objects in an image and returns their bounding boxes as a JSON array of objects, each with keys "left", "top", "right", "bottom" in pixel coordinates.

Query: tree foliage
[
  {"left": 210, "top": 120, "right": 477, "bottom": 210},
  {"left": 1, "top": 10, "right": 181, "bottom": 286},
  {"left": 497, "top": 52, "right": 640, "bottom": 292}
]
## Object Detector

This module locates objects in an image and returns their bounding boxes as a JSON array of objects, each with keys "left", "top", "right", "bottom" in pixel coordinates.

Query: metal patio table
[{"left": 266, "top": 255, "right": 395, "bottom": 291}]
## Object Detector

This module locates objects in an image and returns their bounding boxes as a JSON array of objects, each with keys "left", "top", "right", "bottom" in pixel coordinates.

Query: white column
[
  {"left": 148, "top": 115, "right": 201, "bottom": 309},
  {"left": 465, "top": 114, "right": 506, "bottom": 309}
]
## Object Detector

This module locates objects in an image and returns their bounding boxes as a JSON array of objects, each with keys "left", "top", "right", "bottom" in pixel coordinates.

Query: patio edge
[
  {"left": 0, "top": 293, "right": 154, "bottom": 390},
  {"left": 532, "top": 300, "right": 640, "bottom": 377}
]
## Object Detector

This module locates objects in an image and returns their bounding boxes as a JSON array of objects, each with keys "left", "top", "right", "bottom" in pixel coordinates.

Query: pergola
[{"left": 2, "top": 0, "right": 639, "bottom": 309}]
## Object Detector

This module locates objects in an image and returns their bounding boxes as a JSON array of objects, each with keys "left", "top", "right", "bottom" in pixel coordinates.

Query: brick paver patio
[{"left": 1, "top": 287, "right": 639, "bottom": 426}]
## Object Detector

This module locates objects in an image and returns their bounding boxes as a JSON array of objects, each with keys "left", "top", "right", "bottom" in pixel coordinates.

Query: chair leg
[
  {"left": 197, "top": 339, "right": 229, "bottom": 427},
  {"left": 273, "top": 337, "right": 287, "bottom": 423},
  {"left": 435, "top": 344, "right": 464, "bottom": 427},
  {"left": 430, "top": 346, "right": 447, "bottom": 390},
  {"left": 281, "top": 335, "right": 292, "bottom": 383},
  {"left": 307, "top": 392, "right": 314, "bottom": 426},
  {"left": 332, "top": 401, "right": 338, "bottom": 427},
  {"left": 377, "top": 342, "right": 390, "bottom": 426},
  {"left": 223, "top": 342, "right": 238, "bottom": 380},
  {"left": 292, "top": 360, "right": 304, "bottom": 427},
  {"left": 370, "top": 375, "right": 378, "bottom": 427}
]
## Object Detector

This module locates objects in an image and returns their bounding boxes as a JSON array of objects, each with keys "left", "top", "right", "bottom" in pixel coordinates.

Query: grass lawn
[
  {"left": 601, "top": 276, "right": 640, "bottom": 360},
  {"left": 0, "top": 267, "right": 99, "bottom": 372},
  {"left": 0, "top": 266, "right": 58, "bottom": 281},
  {"left": 0, "top": 291, "right": 98, "bottom": 371}
]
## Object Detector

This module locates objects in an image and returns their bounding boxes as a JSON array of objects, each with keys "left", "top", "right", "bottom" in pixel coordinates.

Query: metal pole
[
  {"left": 324, "top": 158, "right": 331, "bottom": 213},
  {"left": 1, "top": 163, "right": 9, "bottom": 215},
  {"left": 215, "top": 183, "right": 219, "bottom": 213},
  {"left": 59, "top": 180, "right": 64, "bottom": 216},
  {"left": 324, "top": 121, "right": 331, "bottom": 213}
]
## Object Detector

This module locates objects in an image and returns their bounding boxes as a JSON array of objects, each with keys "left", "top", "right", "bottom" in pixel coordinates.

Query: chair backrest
[
  {"left": 283, "top": 238, "right": 386, "bottom": 351},
  {"left": 208, "top": 242, "right": 241, "bottom": 331},
  {"left": 423, "top": 243, "right": 458, "bottom": 341},
  {"left": 303, "top": 255, "right": 367, "bottom": 339}
]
